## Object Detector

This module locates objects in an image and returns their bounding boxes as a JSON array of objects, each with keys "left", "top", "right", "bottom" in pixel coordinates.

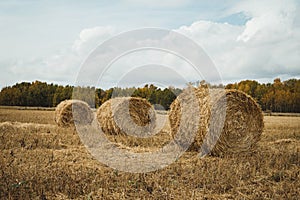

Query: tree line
[
  {"left": 225, "top": 78, "right": 300, "bottom": 113},
  {"left": 0, "top": 81, "right": 180, "bottom": 110},
  {"left": 0, "top": 78, "right": 299, "bottom": 112}
]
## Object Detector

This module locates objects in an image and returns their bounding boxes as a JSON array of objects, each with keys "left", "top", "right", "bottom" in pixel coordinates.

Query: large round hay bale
[
  {"left": 169, "top": 85, "right": 264, "bottom": 156},
  {"left": 169, "top": 85, "right": 210, "bottom": 151},
  {"left": 55, "top": 100, "right": 94, "bottom": 127},
  {"left": 96, "top": 97, "right": 156, "bottom": 137}
]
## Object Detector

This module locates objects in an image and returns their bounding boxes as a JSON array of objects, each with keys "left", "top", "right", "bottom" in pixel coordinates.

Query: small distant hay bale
[
  {"left": 169, "top": 85, "right": 264, "bottom": 156},
  {"left": 55, "top": 100, "right": 94, "bottom": 127},
  {"left": 96, "top": 97, "right": 156, "bottom": 137}
]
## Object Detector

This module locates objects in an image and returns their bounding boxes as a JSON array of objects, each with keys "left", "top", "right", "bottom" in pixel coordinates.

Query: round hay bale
[
  {"left": 55, "top": 100, "right": 94, "bottom": 127},
  {"left": 96, "top": 97, "right": 156, "bottom": 137},
  {"left": 169, "top": 85, "right": 210, "bottom": 151},
  {"left": 169, "top": 85, "right": 264, "bottom": 156}
]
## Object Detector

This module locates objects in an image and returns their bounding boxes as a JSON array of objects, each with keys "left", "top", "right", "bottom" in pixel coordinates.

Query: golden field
[{"left": 0, "top": 108, "right": 299, "bottom": 199}]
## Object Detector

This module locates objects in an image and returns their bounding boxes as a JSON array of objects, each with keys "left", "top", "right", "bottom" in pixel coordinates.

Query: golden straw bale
[
  {"left": 55, "top": 100, "right": 94, "bottom": 127},
  {"left": 96, "top": 97, "right": 156, "bottom": 137},
  {"left": 169, "top": 85, "right": 264, "bottom": 156}
]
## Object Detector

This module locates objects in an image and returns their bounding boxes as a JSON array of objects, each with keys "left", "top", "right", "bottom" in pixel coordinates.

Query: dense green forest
[
  {"left": 0, "top": 81, "right": 179, "bottom": 110},
  {"left": 0, "top": 78, "right": 299, "bottom": 112}
]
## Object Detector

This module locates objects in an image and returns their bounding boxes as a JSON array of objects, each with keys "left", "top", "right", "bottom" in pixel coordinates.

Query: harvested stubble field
[{"left": 0, "top": 108, "right": 299, "bottom": 199}]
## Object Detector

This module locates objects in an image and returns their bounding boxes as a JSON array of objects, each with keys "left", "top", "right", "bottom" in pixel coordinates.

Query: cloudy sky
[{"left": 1, "top": 0, "right": 299, "bottom": 89}]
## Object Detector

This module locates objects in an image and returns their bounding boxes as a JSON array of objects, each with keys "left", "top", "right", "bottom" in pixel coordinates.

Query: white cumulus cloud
[
  {"left": 1, "top": 0, "right": 299, "bottom": 88},
  {"left": 72, "top": 26, "right": 116, "bottom": 56},
  {"left": 176, "top": 0, "right": 300, "bottom": 82}
]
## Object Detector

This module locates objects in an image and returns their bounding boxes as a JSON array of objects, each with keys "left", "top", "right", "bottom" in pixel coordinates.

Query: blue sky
[
  {"left": 0, "top": 0, "right": 299, "bottom": 88},
  {"left": 0, "top": 0, "right": 243, "bottom": 58}
]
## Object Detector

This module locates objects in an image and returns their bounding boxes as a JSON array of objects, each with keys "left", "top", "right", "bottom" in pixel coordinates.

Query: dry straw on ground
[
  {"left": 0, "top": 107, "right": 299, "bottom": 199},
  {"left": 96, "top": 97, "right": 156, "bottom": 137},
  {"left": 169, "top": 85, "right": 264, "bottom": 156},
  {"left": 55, "top": 100, "right": 94, "bottom": 127}
]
